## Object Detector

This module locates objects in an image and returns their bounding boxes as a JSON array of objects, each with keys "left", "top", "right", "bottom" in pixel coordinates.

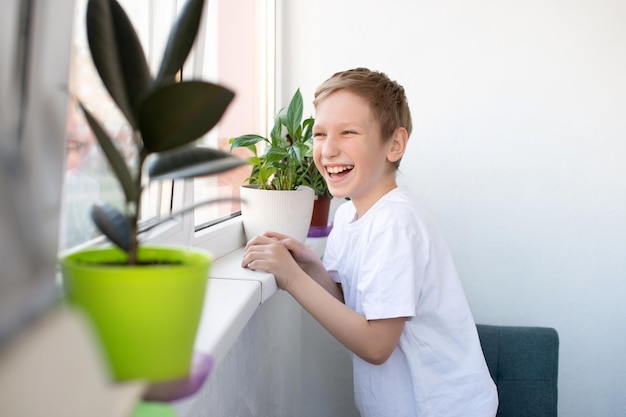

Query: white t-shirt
[{"left": 323, "top": 187, "right": 498, "bottom": 417}]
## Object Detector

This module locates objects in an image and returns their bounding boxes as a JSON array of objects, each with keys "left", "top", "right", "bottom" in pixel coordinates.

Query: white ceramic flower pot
[{"left": 240, "top": 185, "right": 315, "bottom": 243}]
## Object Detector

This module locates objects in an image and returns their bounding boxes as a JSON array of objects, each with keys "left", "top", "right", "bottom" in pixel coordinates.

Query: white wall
[
  {"left": 282, "top": 1, "right": 626, "bottom": 416},
  {"left": 182, "top": 291, "right": 304, "bottom": 417}
]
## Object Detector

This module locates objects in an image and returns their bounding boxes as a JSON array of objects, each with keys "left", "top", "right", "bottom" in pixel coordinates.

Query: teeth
[{"left": 327, "top": 165, "right": 354, "bottom": 174}]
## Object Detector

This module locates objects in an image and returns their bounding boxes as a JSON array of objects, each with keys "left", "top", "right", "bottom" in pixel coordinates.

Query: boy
[{"left": 242, "top": 68, "right": 498, "bottom": 417}]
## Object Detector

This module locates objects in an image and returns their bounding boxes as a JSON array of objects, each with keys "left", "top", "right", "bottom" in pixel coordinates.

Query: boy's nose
[{"left": 319, "top": 134, "right": 339, "bottom": 159}]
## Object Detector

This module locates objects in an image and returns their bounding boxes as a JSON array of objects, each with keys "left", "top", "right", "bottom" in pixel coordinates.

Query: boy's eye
[{"left": 313, "top": 132, "right": 326, "bottom": 138}]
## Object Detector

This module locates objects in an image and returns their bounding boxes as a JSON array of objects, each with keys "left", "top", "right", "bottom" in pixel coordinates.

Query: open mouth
[{"left": 326, "top": 165, "right": 354, "bottom": 178}]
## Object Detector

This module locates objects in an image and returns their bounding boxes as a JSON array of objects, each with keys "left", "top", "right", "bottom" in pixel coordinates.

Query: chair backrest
[{"left": 476, "top": 324, "right": 559, "bottom": 417}]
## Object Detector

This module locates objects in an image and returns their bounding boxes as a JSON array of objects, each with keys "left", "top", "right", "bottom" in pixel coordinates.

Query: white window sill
[
  {"left": 207, "top": 248, "right": 277, "bottom": 303},
  {"left": 170, "top": 222, "right": 328, "bottom": 412}
]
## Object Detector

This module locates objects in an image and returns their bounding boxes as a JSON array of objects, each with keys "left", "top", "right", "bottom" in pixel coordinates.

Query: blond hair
[{"left": 314, "top": 68, "right": 412, "bottom": 169}]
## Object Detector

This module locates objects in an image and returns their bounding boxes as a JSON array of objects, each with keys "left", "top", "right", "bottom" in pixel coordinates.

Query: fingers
[
  {"left": 241, "top": 232, "right": 303, "bottom": 274},
  {"left": 241, "top": 238, "right": 284, "bottom": 269},
  {"left": 262, "top": 231, "right": 291, "bottom": 240},
  {"left": 242, "top": 249, "right": 263, "bottom": 270},
  {"left": 241, "top": 243, "right": 263, "bottom": 268},
  {"left": 245, "top": 234, "right": 278, "bottom": 249}
]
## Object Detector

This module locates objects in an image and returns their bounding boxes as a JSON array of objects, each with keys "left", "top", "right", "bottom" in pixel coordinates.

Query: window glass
[
  {"left": 192, "top": 0, "right": 269, "bottom": 229},
  {"left": 59, "top": 0, "right": 269, "bottom": 250},
  {"left": 60, "top": 0, "right": 178, "bottom": 250}
]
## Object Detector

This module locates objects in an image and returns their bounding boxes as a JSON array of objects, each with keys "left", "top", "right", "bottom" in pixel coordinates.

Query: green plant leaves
[
  {"left": 269, "top": 113, "right": 284, "bottom": 147},
  {"left": 229, "top": 134, "right": 267, "bottom": 151},
  {"left": 156, "top": 0, "right": 206, "bottom": 83},
  {"left": 302, "top": 117, "right": 315, "bottom": 141},
  {"left": 80, "top": 0, "right": 242, "bottom": 259},
  {"left": 138, "top": 81, "right": 234, "bottom": 153},
  {"left": 285, "top": 88, "right": 304, "bottom": 140},
  {"left": 148, "top": 147, "right": 247, "bottom": 180},
  {"left": 90, "top": 202, "right": 130, "bottom": 252},
  {"left": 228, "top": 88, "right": 327, "bottom": 192},
  {"left": 86, "top": 0, "right": 152, "bottom": 129},
  {"left": 79, "top": 102, "right": 137, "bottom": 203}
]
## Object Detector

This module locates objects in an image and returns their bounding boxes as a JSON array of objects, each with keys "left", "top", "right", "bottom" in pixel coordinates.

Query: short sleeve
[
  {"left": 358, "top": 219, "right": 428, "bottom": 320},
  {"left": 322, "top": 201, "right": 353, "bottom": 284}
]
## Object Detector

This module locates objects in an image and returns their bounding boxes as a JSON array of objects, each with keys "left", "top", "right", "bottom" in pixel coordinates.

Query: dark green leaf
[
  {"left": 285, "top": 88, "right": 303, "bottom": 139},
  {"left": 156, "top": 0, "right": 205, "bottom": 83},
  {"left": 288, "top": 146, "right": 303, "bottom": 165},
  {"left": 90, "top": 202, "right": 130, "bottom": 252},
  {"left": 138, "top": 81, "right": 235, "bottom": 153},
  {"left": 269, "top": 110, "right": 285, "bottom": 146},
  {"left": 229, "top": 134, "right": 267, "bottom": 151},
  {"left": 86, "top": 0, "right": 152, "bottom": 128},
  {"left": 148, "top": 147, "right": 247, "bottom": 180},
  {"left": 302, "top": 117, "right": 315, "bottom": 134},
  {"left": 265, "top": 147, "right": 288, "bottom": 163},
  {"left": 79, "top": 102, "right": 137, "bottom": 203}
]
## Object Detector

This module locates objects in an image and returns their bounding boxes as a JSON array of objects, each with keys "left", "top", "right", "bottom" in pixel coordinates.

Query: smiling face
[{"left": 313, "top": 90, "right": 407, "bottom": 217}]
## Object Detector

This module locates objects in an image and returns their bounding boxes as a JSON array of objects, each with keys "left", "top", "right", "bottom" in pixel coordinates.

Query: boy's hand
[
  {"left": 260, "top": 231, "right": 322, "bottom": 275},
  {"left": 242, "top": 234, "right": 303, "bottom": 291}
]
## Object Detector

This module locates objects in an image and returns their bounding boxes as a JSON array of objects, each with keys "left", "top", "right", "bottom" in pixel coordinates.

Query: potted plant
[
  {"left": 230, "top": 88, "right": 332, "bottom": 241},
  {"left": 299, "top": 153, "right": 334, "bottom": 237},
  {"left": 60, "top": 0, "right": 246, "bottom": 385}
]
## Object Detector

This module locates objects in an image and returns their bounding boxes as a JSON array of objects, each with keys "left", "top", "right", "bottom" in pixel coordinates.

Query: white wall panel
[{"left": 282, "top": 1, "right": 626, "bottom": 415}]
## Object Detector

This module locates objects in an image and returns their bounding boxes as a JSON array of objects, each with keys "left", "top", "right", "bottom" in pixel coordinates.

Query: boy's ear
[{"left": 387, "top": 127, "right": 409, "bottom": 163}]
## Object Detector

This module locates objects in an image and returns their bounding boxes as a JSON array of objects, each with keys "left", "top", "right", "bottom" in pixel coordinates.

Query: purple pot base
[
  {"left": 143, "top": 351, "right": 214, "bottom": 402},
  {"left": 308, "top": 224, "right": 333, "bottom": 238}
]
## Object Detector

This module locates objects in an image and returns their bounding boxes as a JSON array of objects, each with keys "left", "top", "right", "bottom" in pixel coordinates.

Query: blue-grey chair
[{"left": 476, "top": 324, "right": 559, "bottom": 417}]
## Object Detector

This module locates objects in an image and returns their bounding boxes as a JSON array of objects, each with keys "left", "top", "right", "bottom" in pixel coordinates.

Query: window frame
[
  {"left": 186, "top": 0, "right": 276, "bottom": 256},
  {"left": 59, "top": 0, "right": 276, "bottom": 258}
]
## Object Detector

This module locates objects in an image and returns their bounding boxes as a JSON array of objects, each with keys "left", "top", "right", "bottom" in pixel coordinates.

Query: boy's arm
[
  {"left": 243, "top": 236, "right": 405, "bottom": 364},
  {"left": 295, "top": 256, "right": 344, "bottom": 302},
  {"left": 285, "top": 267, "right": 406, "bottom": 365}
]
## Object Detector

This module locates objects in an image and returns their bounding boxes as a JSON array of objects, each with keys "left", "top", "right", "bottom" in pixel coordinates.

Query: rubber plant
[{"left": 81, "top": 0, "right": 245, "bottom": 265}]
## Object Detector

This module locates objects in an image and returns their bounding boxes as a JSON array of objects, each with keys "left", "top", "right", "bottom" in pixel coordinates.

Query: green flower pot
[{"left": 61, "top": 246, "right": 211, "bottom": 382}]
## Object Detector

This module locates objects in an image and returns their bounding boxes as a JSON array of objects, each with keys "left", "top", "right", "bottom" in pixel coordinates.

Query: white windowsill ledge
[{"left": 171, "top": 237, "right": 327, "bottom": 414}]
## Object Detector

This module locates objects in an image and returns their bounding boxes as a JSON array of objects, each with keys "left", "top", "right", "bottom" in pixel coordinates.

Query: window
[
  {"left": 192, "top": 0, "right": 273, "bottom": 229},
  {"left": 61, "top": 0, "right": 179, "bottom": 250},
  {"left": 60, "top": 0, "right": 273, "bottom": 251}
]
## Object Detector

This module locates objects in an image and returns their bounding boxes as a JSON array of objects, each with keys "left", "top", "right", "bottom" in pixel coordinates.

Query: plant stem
[{"left": 128, "top": 138, "right": 147, "bottom": 265}]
